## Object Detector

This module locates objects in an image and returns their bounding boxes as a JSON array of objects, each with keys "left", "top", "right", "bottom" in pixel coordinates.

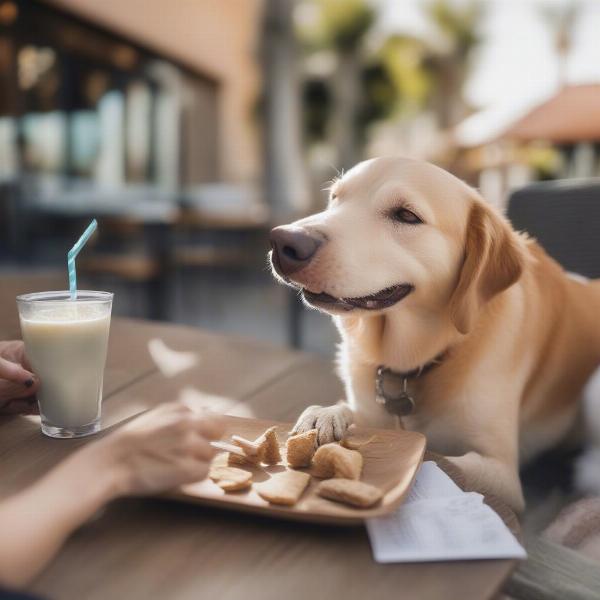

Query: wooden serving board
[{"left": 167, "top": 415, "right": 426, "bottom": 526}]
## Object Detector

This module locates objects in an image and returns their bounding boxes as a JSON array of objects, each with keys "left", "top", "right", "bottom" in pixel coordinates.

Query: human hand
[
  {"left": 92, "top": 402, "right": 224, "bottom": 496},
  {"left": 0, "top": 341, "right": 39, "bottom": 415},
  {"left": 0, "top": 402, "right": 222, "bottom": 589}
]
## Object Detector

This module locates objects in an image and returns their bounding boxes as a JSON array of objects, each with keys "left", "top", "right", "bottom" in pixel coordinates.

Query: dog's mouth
[
  {"left": 269, "top": 249, "right": 413, "bottom": 312},
  {"left": 302, "top": 284, "right": 414, "bottom": 312}
]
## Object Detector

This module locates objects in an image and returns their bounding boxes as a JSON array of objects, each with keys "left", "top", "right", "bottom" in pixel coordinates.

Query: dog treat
[
  {"left": 311, "top": 443, "right": 363, "bottom": 480},
  {"left": 227, "top": 452, "right": 261, "bottom": 467},
  {"left": 256, "top": 470, "right": 311, "bottom": 506},
  {"left": 316, "top": 478, "right": 383, "bottom": 508},
  {"left": 232, "top": 435, "right": 265, "bottom": 463},
  {"left": 231, "top": 426, "right": 281, "bottom": 466},
  {"left": 260, "top": 426, "right": 282, "bottom": 465},
  {"left": 286, "top": 429, "right": 318, "bottom": 468},
  {"left": 209, "top": 466, "right": 253, "bottom": 492}
]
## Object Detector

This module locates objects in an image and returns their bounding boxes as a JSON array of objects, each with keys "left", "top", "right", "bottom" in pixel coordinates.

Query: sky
[{"left": 377, "top": 0, "right": 600, "bottom": 112}]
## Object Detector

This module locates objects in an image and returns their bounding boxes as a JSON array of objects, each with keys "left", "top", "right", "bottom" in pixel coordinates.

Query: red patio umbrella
[{"left": 501, "top": 84, "right": 600, "bottom": 143}]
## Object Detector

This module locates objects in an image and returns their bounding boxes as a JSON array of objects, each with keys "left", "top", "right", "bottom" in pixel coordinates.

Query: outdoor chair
[
  {"left": 78, "top": 216, "right": 172, "bottom": 321},
  {"left": 507, "top": 178, "right": 600, "bottom": 278},
  {"left": 504, "top": 179, "right": 600, "bottom": 599}
]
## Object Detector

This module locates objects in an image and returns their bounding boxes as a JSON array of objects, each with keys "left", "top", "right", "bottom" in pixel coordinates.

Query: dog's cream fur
[{"left": 273, "top": 157, "right": 600, "bottom": 512}]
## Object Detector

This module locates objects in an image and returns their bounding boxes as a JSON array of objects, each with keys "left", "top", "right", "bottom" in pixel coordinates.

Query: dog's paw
[{"left": 291, "top": 404, "right": 353, "bottom": 446}]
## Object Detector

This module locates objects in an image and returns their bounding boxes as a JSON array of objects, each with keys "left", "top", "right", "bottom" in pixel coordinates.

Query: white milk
[{"left": 20, "top": 304, "right": 111, "bottom": 429}]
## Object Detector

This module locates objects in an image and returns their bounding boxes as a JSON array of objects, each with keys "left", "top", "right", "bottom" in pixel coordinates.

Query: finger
[
  {"left": 0, "top": 356, "right": 36, "bottom": 386},
  {"left": 179, "top": 457, "right": 210, "bottom": 483},
  {"left": 191, "top": 413, "right": 225, "bottom": 440},
  {"left": 0, "top": 398, "right": 38, "bottom": 415},
  {"left": 187, "top": 434, "right": 217, "bottom": 461},
  {"left": 168, "top": 401, "right": 193, "bottom": 414},
  {"left": 0, "top": 378, "right": 38, "bottom": 402},
  {"left": 20, "top": 351, "right": 33, "bottom": 372},
  {"left": 0, "top": 340, "right": 22, "bottom": 361},
  {"left": 156, "top": 401, "right": 192, "bottom": 417},
  {"left": 6, "top": 341, "right": 31, "bottom": 370}
]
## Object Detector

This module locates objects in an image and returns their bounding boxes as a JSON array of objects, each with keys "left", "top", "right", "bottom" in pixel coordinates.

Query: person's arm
[
  {"left": 0, "top": 443, "right": 119, "bottom": 587},
  {"left": 0, "top": 402, "right": 223, "bottom": 588}
]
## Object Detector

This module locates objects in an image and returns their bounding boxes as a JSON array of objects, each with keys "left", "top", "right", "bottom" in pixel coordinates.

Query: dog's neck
[{"left": 337, "top": 305, "right": 458, "bottom": 372}]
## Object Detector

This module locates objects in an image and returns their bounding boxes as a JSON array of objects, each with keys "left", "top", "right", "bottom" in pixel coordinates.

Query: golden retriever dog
[{"left": 269, "top": 157, "right": 600, "bottom": 512}]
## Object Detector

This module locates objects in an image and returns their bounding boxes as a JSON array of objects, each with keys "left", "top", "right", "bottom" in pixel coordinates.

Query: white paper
[
  {"left": 403, "top": 461, "right": 464, "bottom": 503},
  {"left": 366, "top": 461, "right": 526, "bottom": 563}
]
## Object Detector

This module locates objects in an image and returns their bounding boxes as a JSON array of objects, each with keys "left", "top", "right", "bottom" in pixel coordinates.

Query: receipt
[{"left": 366, "top": 462, "right": 526, "bottom": 563}]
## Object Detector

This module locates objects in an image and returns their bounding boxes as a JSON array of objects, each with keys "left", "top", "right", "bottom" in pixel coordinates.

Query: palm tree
[
  {"left": 422, "top": 0, "right": 482, "bottom": 129},
  {"left": 539, "top": 2, "right": 579, "bottom": 86},
  {"left": 298, "top": 0, "right": 374, "bottom": 170},
  {"left": 298, "top": 0, "right": 482, "bottom": 166}
]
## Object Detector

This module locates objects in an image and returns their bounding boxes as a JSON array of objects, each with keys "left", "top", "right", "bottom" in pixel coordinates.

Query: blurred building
[
  {"left": 455, "top": 83, "right": 600, "bottom": 208},
  {"left": 0, "top": 0, "right": 262, "bottom": 188},
  {"left": 46, "top": 0, "right": 263, "bottom": 184},
  {"left": 0, "top": 0, "right": 271, "bottom": 325},
  {"left": 0, "top": 0, "right": 269, "bottom": 263}
]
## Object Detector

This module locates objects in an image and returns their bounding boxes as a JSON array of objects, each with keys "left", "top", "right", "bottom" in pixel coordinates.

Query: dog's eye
[{"left": 390, "top": 207, "right": 422, "bottom": 225}]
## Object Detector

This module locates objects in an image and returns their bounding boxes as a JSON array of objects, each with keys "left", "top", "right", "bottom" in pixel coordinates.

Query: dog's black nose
[{"left": 270, "top": 227, "right": 322, "bottom": 275}]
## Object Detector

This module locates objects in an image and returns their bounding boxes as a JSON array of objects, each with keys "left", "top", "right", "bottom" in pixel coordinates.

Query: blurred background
[{"left": 1, "top": 0, "right": 599, "bottom": 355}]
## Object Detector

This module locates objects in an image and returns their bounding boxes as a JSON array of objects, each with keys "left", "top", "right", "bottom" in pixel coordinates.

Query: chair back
[{"left": 507, "top": 180, "right": 600, "bottom": 278}]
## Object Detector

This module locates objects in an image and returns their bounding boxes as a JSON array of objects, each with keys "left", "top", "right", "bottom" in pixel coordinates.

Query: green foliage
[
  {"left": 360, "top": 62, "right": 396, "bottom": 121},
  {"left": 378, "top": 35, "right": 433, "bottom": 113},
  {"left": 299, "top": 0, "right": 375, "bottom": 51},
  {"left": 425, "top": 0, "right": 482, "bottom": 58},
  {"left": 521, "top": 145, "right": 562, "bottom": 180},
  {"left": 297, "top": 0, "right": 483, "bottom": 145},
  {"left": 302, "top": 59, "right": 398, "bottom": 143}
]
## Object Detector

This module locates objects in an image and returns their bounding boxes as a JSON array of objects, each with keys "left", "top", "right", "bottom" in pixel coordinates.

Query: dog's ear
[{"left": 449, "top": 201, "right": 524, "bottom": 334}]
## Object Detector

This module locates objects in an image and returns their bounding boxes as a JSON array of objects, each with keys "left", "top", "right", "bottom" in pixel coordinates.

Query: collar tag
[{"left": 375, "top": 366, "right": 416, "bottom": 416}]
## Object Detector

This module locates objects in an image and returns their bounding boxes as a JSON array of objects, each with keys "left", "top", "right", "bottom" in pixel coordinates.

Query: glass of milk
[{"left": 17, "top": 291, "right": 113, "bottom": 438}]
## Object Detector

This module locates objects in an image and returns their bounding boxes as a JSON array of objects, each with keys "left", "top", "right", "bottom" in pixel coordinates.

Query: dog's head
[{"left": 269, "top": 157, "right": 525, "bottom": 334}]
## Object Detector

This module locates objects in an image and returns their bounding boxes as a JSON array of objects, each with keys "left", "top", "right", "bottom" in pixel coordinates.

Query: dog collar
[{"left": 375, "top": 353, "right": 445, "bottom": 417}]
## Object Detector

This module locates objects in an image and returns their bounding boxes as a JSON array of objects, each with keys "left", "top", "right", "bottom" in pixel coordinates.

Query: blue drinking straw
[{"left": 68, "top": 219, "right": 97, "bottom": 300}]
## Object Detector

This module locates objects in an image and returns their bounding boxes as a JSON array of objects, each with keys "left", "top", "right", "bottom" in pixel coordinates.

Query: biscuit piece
[
  {"left": 232, "top": 435, "right": 265, "bottom": 463},
  {"left": 311, "top": 443, "right": 363, "bottom": 480},
  {"left": 231, "top": 426, "right": 281, "bottom": 466},
  {"left": 286, "top": 429, "right": 318, "bottom": 468},
  {"left": 227, "top": 451, "right": 260, "bottom": 467},
  {"left": 209, "top": 466, "right": 253, "bottom": 492},
  {"left": 316, "top": 478, "right": 383, "bottom": 508},
  {"left": 259, "top": 426, "right": 282, "bottom": 465},
  {"left": 256, "top": 470, "right": 311, "bottom": 506}
]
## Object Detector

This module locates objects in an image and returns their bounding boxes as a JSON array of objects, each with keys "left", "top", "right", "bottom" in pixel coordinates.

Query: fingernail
[{"left": 24, "top": 378, "right": 34, "bottom": 388}]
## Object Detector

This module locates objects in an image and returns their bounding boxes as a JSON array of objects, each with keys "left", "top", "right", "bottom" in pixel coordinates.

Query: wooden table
[{"left": 0, "top": 318, "right": 518, "bottom": 600}]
